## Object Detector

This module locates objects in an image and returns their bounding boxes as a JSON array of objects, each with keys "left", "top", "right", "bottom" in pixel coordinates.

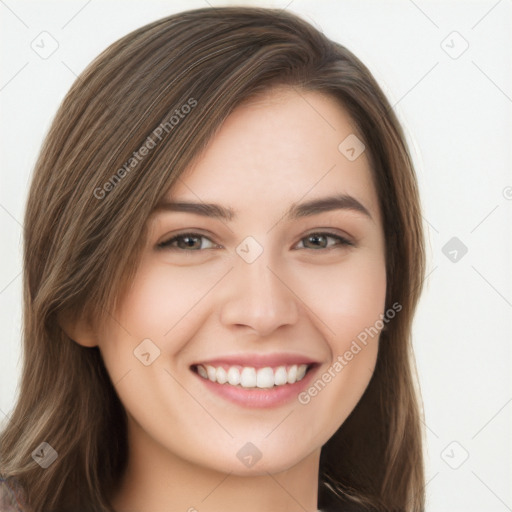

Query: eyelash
[{"left": 157, "top": 231, "right": 354, "bottom": 252}]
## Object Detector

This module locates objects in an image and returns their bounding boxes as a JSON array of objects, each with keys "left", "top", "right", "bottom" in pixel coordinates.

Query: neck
[{"left": 109, "top": 415, "right": 321, "bottom": 512}]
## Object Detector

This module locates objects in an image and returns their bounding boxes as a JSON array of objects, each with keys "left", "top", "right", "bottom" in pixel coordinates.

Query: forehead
[{"left": 165, "top": 87, "right": 380, "bottom": 225}]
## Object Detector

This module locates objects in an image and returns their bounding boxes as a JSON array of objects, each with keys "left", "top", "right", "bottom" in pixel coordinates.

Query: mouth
[
  {"left": 192, "top": 363, "right": 312, "bottom": 388},
  {"left": 190, "top": 355, "right": 319, "bottom": 408}
]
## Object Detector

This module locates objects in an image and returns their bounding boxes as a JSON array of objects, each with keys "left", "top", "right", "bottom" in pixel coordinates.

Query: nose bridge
[{"left": 219, "top": 242, "right": 299, "bottom": 336}]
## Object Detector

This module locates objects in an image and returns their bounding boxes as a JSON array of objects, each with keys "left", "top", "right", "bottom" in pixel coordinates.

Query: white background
[{"left": 1, "top": 1, "right": 511, "bottom": 511}]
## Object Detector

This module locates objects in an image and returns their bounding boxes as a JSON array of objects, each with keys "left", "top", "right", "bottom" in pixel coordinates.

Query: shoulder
[{"left": 0, "top": 476, "right": 28, "bottom": 512}]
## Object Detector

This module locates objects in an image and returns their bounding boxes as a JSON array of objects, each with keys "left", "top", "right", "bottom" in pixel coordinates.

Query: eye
[
  {"left": 156, "top": 231, "right": 354, "bottom": 252},
  {"left": 157, "top": 232, "right": 220, "bottom": 251},
  {"left": 295, "top": 232, "right": 354, "bottom": 250}
]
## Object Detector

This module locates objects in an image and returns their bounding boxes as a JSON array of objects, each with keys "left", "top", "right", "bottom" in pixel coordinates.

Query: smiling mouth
[{"left": 192, "top": 363, "right": 314, "bottom": 389}]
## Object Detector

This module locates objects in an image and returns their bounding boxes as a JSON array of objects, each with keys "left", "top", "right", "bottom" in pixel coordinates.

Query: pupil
[
  {"left": 182, "top": 236, "right": 200, "bottom": 249},
  {"left": 308, "top": 235, "right": 325, "bottom": 248}
]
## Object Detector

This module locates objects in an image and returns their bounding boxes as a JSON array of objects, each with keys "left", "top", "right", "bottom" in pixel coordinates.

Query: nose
[{"left": 218, "top": 253, "right": 299, "bottom": 337}]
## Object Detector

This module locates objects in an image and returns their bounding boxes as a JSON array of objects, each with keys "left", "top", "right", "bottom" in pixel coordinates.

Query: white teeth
[
  {"left": 206, "top": 365, "right": 216, "bottom": 382},
  {"left": 296, "top": 364, "right": 307, "bottom": 381},
  {"left": 256, "top": 367, "right": 274, "bottom": 388},
  {"left": 240, "top": 367, "right": 257, "bottom": 388},
  {"left": 274, "top": 366, "right": 288, "bottom": 386},
  {"left": 197, "top": 365, "right": 208, "bottom": 379},
  {"left": 227, "top": 366, "right": 240, "bottom": 386},
  {"left": 216, "top": 367, "right": 228, "bottom": 384},
  {"left": 196, "top": 363, "right": 309, "bottom": 389},
  {"left": 287, "top": 364, "right": 298, "bottom": 384}
]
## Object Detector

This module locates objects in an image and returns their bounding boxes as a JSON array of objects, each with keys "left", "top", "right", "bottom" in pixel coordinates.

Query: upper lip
[{"left": 192, "top": 353, "right": 320, "bottom": 369}]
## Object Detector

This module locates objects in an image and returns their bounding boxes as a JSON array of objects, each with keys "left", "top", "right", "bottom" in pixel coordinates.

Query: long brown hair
[{"left": 0, "top": 7, "right": 425, "bottom": 511}]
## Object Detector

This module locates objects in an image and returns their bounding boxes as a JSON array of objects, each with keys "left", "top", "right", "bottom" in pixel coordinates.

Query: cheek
[
  {"left": 291, "top": 252, "right": 385, "bottom": 430},
  {"left": 114, "top": 260, "right": 228, "bottom": 347},
  {"left": 334, "top": 257, "right": 387, "bottom": 341},
  {"left": 293, "top": 251, "right": 387, "bottom": 342}
]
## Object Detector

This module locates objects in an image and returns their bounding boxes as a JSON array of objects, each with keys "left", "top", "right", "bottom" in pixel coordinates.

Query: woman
[{"left": 0, "top": 6, "right": 425, "bottom": 512}]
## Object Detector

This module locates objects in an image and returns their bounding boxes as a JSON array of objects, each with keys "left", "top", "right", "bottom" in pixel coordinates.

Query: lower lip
[{"left": 193, "top": 366, "right": 317, "bottom": 409}]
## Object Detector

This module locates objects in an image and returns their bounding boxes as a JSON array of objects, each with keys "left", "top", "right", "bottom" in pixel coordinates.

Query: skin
[{"left": 68, "top": 87, "right": 387, "bottom": 512}]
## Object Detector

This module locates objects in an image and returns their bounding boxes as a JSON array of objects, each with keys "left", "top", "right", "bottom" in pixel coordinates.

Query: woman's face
[{"left": 95, "top": 87, "right": 386, "bottom": 476}]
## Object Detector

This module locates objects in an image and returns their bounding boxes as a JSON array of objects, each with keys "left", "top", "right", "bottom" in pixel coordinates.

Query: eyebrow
[{"left": 153, "top": 194, "right": 372, "bottom": 222}]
